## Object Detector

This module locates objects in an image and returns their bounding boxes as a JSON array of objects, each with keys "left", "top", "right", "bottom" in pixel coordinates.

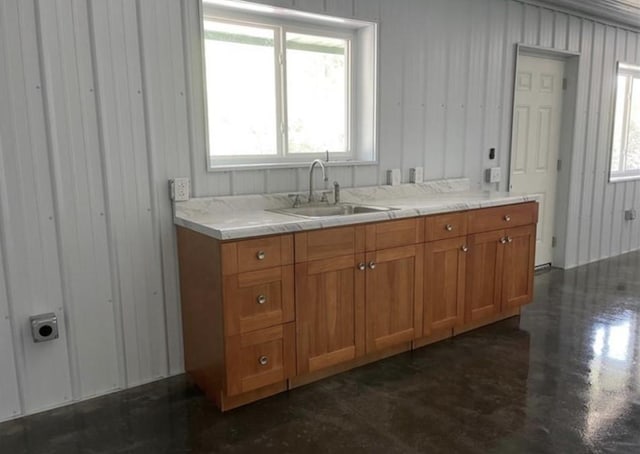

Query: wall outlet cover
[
  {"left": 410, "top": 167, "right": 424, "bottom": 184},
  {"left": 170, "top": 178, "right": 190, "bottom": 202},
  {"left": 625, "top": 209, "right": 637, "bottom": 221},
  {"left": 485, "top": 167, "right": 501, "bottom": 184},
  {"left": 387, "top": 169, "right": 401, "bottom": 186}
]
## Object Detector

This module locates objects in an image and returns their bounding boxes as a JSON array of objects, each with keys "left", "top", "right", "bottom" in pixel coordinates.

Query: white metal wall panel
[
  {"left": 36, "top": 0, "right": 121, "bottom": 400},
  {"left": 89, "top": 0, "right": 168, "bottom": 386},
  {"left": 2, "top": 0, "right": 640, "bottom": 420},
  {"left": 0, "top": 192, "right": 21, "bottom": 422},
  {"left": 0, "top": 0, "right": 73, "bottom": 414}
]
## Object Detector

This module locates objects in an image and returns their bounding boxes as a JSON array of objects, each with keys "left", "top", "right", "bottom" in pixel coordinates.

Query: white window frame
[
  {"left": 609, "top": 62, "right": 640, "bottom": 182},
  {"left": 201, "top": 1, "right": 377, "bottom": 171}
]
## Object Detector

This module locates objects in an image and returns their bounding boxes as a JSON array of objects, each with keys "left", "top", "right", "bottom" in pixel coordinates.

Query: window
[
  {"left": 610, "top": 62, "right": 640, "bottom": 182},
  {"left": 201, "top": 1, "right": 377, "bottom": 169}
]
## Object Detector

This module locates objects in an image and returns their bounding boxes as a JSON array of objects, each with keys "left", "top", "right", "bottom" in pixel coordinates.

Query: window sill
[{"left": 207, "top": 160, "right": 378, "bottom": 172}]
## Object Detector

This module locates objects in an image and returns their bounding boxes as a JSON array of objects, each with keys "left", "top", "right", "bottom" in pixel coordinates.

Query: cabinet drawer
[
  {"left": 468, "top": 203, "right": 538, "bottom": 234},
  {"left": 365, "top": 218, "right": 424, "bottom": 251},
  {"left": 225, "top": 323, "right": 295, "bottom": 397},
  {"left": 425, "top": 212, "right": 468, "bottom": 241},
  {"left": 295, "top": 225, "right": 365, "bottom": 262},
  {"left": 222, "top": 235, "right": 293, "bottom": 275},
  {"left": 223, "top": 266, "right": 294, "bottom": 336}
]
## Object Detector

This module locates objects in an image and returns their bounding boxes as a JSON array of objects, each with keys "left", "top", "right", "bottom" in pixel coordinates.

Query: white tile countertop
[{"left": 173, "top": 178, "right": 539, "bottom": 241}]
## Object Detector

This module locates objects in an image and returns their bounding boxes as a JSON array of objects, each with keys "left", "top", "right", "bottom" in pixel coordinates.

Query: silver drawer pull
[
  {"left": 507, "top": 236, "right": 513, "bottom": 243},
  {"left": 504, "top": 215, "right": 511, "bottom": 222},
  {"left": 368, "top": 261, "right": 376, "bottom": 270},
  {"left": 500, "top": 237, "right": 508, "bottom": 244},
  {"left": 257, "top": 294, "right": 267, "bottom": 305},
  {"left": 445, "top": 224, "right": 453, "bottom": 231},
  {"left": 259, "top": 356, "right": 269, "bottom": 366},
  {"left": 256, "top": 250, "right": 266, "bottom": 260},
  {"left": 461, "top": 245, "right": 468, "bottom": 252},
  {"left": 358, "top": 262, "right": 366, "bottom": 271}
]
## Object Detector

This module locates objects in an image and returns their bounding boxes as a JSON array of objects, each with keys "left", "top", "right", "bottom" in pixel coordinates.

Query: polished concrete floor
[{"left": 3, "top": 251, "right": 640, "bottom": 453}]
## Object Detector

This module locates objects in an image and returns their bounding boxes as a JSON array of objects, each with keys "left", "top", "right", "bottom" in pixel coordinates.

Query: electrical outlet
[
  {"left": 387, "top": 169, "right": 401, "bottom": 186},
  {"left": 625, "top": 209, "right": 637, "bottom": 221},
  {"left": 170, "top": 178, "right": 190, "bottom": 202},
  {"left": 485, "top": 167, "right": 501, "bottom": 184},
  {"left": 410, "top": 167, "right": 423, "bottom": 184}
]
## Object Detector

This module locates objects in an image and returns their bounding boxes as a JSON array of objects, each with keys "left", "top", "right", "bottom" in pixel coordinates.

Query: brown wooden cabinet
[
  {"left": 177, "top": 201, "right": 538, "bottom": 411},
  {"left": 423, "top": 237, "right": 466, "bottom": 335},
  {"left": 365, "top": 244, "right": 423, "bottom": 352},
  {"left": 295, "top": 254, "right": 365, "bottom": 374}
]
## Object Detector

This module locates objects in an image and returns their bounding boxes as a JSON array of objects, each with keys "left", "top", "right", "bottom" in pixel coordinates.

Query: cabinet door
[
  {"left": 502, "top": 224, "right": 536, "bottom": 309},
  {"left": 465, "top": 230, "right": 504, "bottom": 322},
  {"left": 295, "top": 254, "right": 365, "bottom": 374},
  {"left": 366, "top": 245, "right": 423, "bottom": 352},
  {"left": 424, "top": 237, "right": 466, "bottom": 335}
]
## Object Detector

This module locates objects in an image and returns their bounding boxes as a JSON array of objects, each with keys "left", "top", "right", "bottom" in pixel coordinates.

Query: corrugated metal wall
[{"left": 0, "top": 0, "right": 638, "bottom": 421}]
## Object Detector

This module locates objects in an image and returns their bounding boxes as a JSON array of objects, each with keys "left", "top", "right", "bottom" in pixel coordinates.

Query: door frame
[{"left": 508, "top": 44, "right": 581, "bottom": 269}]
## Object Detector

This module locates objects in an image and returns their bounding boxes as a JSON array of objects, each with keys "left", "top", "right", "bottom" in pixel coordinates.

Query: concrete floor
[{"left": 2, "top": 251, "right": 640, "bottom": 453}]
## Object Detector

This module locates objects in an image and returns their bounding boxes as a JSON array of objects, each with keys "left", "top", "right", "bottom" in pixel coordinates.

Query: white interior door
[{"left": 510, "top": 54, "right": 565, "bottom": 267}]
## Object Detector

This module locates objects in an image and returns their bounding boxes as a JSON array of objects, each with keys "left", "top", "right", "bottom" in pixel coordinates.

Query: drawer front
[
  {"left": 225, "top": 323, "right": 295, "bottom": 397},
  {"left": 365, "top": 218, "right": 424, "bottom": 251},
  {"left": 222, "top": 235, "right": 293, "bottom": 275},
  {"left": 223, "top": 266, "right": 294, "bottom": 336},
  {"left": 295, "top": 225, "right": 365, "bottom": 262},
  {"left": 425, "top": 212, "right": 468, "bottom": 241},
  {"left": 468, "top": 202, "right": 538, "bottom": 234}
]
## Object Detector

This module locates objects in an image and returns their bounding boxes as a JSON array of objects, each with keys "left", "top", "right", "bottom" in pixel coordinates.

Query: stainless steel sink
[{"left": 270, "top": 204, "right": 397, "bottom": 218}]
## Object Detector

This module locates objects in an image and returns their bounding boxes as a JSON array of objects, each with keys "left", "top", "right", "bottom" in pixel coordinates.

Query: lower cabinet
[
  {"left": 423, "top": 237, "right": 466, "bottom": 334},
  {"left": 295, "top": 254, "right": 365, "bottom": 374},
  {"left": 465, "top": 225, "right": 536, "bottom": 323},
  {"left": 365, "top": 244, "right": 423, "bottom": 352},
  {"left": 177, "top": 202, "right": 538, "bottom": 411}
]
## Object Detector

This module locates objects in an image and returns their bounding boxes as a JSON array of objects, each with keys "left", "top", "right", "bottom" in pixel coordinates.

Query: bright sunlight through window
[
  {"left": 610, "top": 63, "right": 640, "bottom": 182},
  {"left": 202, "top": 1, "right": 377, "bottom": 169}
]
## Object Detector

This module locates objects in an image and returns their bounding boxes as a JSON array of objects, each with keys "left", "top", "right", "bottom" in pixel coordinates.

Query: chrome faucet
[{"left": 308, "top": 159, "right": 328, "bottom": 203}]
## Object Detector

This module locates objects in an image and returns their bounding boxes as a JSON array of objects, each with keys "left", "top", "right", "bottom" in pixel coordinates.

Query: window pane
[
  {"left": 204, "top": 21, "right": 277, "bottom": 157},
  {"left": 627, "top": 77, "right": 640, "bottom": 172},
  {"left": 611, "top": 75, "right": 628, "bottom": 173},
  {"left": 286, "top": 33, "right": 347, "bottom": 154}
]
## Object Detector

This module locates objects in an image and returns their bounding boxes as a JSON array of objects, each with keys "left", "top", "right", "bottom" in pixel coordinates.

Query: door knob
[
  {"left": 445, "top": 224, "right": 453, "bottom": 231},
  {"left": 461, "top": 245, "right": 468, "bottom": 252},
  {"left": 504, "top": 215, "right": 511, "bottom": 222},
  {"left": 358, "top": 262, "right": 366, "bottom": 271},
  {"left": 507, "top": 236, "right": 513, "bottom": 243},
  {"left": 257, "top": 294, "right": 267, "bottom": 305},
  {"left": 256, "top": 250, "right": 266, "bottom": 260},
  {"left": 500, "top": 237, "right": 507, "bottom": 244},
  {"left": 368, "top": 261, "right": 376, "bottom": 270},
  {"left": 259, "top": 356, "right": 269, "bottom": 366}
]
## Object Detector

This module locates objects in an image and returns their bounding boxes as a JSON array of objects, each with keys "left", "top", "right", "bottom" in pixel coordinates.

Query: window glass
[
  {"left": 286, "top": 33, "right": 348, "bottom": 154},
  {"left": 204, "top": 20, "right": 278, "bottom": 156},
  {"left": 610, "top": 63, "right": 640, "bottom": 181}
]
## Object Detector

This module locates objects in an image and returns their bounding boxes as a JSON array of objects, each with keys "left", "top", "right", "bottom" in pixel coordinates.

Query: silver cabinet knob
[
  {"left": 461, "top": 245, "right": 468, "bottom": 252},
  {"left": 256, "top": 250, "right": 266, "bottom": 260},
  {"left": 358, "top": 262, "right": 366, "bottom": 271},
  {"left": 504, "top": 215, "right": 511, "bottom": 222},
  {"left": 445, "top": 224, "right": 453, "bottom": 231},
  {"left": 500, "top": 237, "right": 508, "bottom": 244},
  {"left": 368, "top": 261, "right": 376, "bottom": 270},
  {"left": 507, "top": 236, "right": 513, "bottom": 243},
  {"left": 257, "top": 294, "right": 267, "bottom": 305},
  {"left": 259, "top": 356, "right": 268, "bottom": 366}
]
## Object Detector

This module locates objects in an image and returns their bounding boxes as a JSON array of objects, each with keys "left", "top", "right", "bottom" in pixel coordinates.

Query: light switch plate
[
  {"left": 170, "top": 178, "right": 190, "bottom": 202},
  {"left": 387, "top": 169, "right": 401, "bottom": 186},
  {"left": 410, "top": 167, "right": 423, "bottom": 184}
]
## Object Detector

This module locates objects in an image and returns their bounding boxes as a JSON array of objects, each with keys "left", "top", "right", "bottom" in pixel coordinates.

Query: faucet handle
[
  {"left": 320, "top": 191, "right": 332, "bottom": 203},
  {"left": 288, "top": 193, "right": 303, "bottom": 208}
]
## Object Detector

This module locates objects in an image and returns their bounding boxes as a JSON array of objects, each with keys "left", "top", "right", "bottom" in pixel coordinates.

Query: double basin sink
[{"left": 270, "top": 203, "right": 398, "bottom": 219}]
